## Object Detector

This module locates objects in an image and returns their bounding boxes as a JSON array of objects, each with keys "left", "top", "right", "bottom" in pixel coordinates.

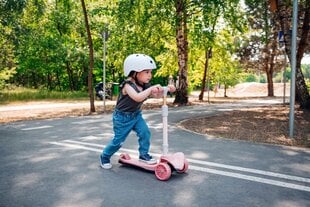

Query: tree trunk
[
  {"left": 174, "top": 0, "right": 188, "bottom": 106},
  {"left": 224, "top": 83, "right": 227, "bottom": 97},
  {"left": 277, "top": 0, "right": 310, "bottom": 110},
  {"left": 80, "top": 0, "right": 95, "bottom": 112},
  {"left": 266, "top": 29, "right": 278, "bottom": 97},
  {"left": 295, "top": 3, "right": 310, "bottom": 109},
  {"left": 199, "top": 48, "right": 211, "bottom": 101},
  {"left": 266, "top": 67, "right": 274, "bottom": 96},
  {"left": 66, "top": 61, "right": 74, "bottom": 91}
]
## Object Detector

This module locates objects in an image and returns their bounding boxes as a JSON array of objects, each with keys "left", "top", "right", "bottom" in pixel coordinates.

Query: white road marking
[
  {"left": 21, "top": 125, "right": 53, "bottom": 130},
  {"left": 187, "top": 158, "right": 310, "bottom": 183},
  {"left": 190, "top": 166, "right": 310, "bottom": 192},
  {"left": 49, "top": 141, "right": 101, "bottom": 152},
  {"left": 72, "top": 120, "right": 104, "bottom": 125},
  {"left": 63, "top": 140, "right": 310, "bottom": 183},
  {"left": 49, "top": 140, "right": 310, "bottom": 192}
]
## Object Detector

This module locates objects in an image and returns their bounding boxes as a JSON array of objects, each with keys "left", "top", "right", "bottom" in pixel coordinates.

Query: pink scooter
[{"left": 119, "top": 87, "right": 189, "bottom": 181}]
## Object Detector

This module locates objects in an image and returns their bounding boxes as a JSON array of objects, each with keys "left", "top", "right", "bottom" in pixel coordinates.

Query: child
[{"left": 100, "top": 54, "right": 175, "bottom": 169}]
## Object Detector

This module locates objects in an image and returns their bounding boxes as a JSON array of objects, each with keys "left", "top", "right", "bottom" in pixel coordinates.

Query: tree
[
  {"left": 274, "top": 0, "right": 310, "bottom": 110},
  {"left": 188, "top": 0, "right": 246, "bottom": 101},
  {"left": 209, "top": 30, "right": 242, "bottom": 97},
  {"left": 0, "top": 0, "right": 27, "bottom": 89},
  {"left": 80, "top": 0, "right": 95, "bottom": 112},
  {"left": 174, "top": 0, "right": 189, "bottom": 105},
  {"left": 240, "top": 0, "right": 285, "bottom": 97}
]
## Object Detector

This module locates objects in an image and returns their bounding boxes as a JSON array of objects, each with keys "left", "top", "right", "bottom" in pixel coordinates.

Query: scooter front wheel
[{"left": 155, "top": 162, "right": 171, "bottom": 181}]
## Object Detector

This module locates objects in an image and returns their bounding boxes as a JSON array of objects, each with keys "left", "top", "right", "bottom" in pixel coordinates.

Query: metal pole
[
  {"left": 289, "top": 0, "right": 298, "bottom": 138},
  {"left": 207, "top": 68, "right": 210, "bottom": 103},
  {"left": 162, "top": 87, "right": 169, "bottom": 155},
  {"left": 283, "top": 51, "right": 286, "bottom": 104},
  {"left": 102, "top": 31, "right": 106, "bottom": 112}
]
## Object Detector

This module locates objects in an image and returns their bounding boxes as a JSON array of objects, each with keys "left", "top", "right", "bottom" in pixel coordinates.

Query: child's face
[{"left": 136, "top": 69, "right": 152, "bottom": 84}]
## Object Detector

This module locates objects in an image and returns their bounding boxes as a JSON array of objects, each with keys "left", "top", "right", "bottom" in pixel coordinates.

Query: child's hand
[
  {"left": 151, "top": 84, "right": 163, "bottom": 94},
  {"left": 167, "top": 85, "right": 176, "bottom": 93},
  {"left": 150, "top": 84, "right": 163, "bottom": 98}
]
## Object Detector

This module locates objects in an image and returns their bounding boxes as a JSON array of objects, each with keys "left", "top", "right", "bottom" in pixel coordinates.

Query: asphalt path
[{"left": 0, "top": 99, "right": 309, "bottom": 207}]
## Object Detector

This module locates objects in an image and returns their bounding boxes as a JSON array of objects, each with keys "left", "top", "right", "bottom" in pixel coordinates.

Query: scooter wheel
[
  {"left": 177, "top": 159, "right": 189, "bottom": 173},
  {"left": 120, "top": 153, "right": 131, "bottom": 160},
  {"left": 155, "top": 162, "right": 171, "bottom": 181}
]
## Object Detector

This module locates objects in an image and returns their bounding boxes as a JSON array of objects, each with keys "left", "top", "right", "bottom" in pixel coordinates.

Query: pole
[
  {"left": 207, "top": 69, "right": 210, "bottom": 103},
  {"left": 289, "top": 0, "right": 298, "bottom": 138},
  {"left": 102, "top": 31, "right": 106, "bottom": 112},
  {"left": 102, "top": 25, "right": 109, "bottom": 112},
  {"left": 162, "top": 87, "right": 169, "bottom": 155},
  {"left": 283, "top": 51, "right": 286, "bottom": 104}
]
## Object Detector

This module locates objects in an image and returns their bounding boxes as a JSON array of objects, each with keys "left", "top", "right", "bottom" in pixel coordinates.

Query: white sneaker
[
  {"left": 100, "top": 155, "right": 112, "bottom": 169},
  {"left": 100, "top": 163, "right": 112, "bottom": 169}
]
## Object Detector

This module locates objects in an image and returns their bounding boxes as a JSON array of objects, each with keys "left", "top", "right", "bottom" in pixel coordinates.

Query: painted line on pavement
[
  {"left": 190, "top": 165, "right": 310, "bottom": 192},
  {"left": 62, "top": 140, "right": 310, "bottom": 184},
  {"left": 21, "top": 125, "right": 53, "bottom": 130},
  {"left": 49, "top": 139, "right": 310, "bottom": 192},
  {"left": 187, "top": 158, "right": 310, "bottom": 183}
]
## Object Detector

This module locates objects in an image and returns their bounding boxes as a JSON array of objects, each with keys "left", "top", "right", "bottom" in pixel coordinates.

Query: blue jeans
[{"left": 102, "top": 109, "right": 151, "bottom": 159}]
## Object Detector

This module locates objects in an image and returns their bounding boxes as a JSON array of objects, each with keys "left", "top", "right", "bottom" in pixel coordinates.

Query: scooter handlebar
[{"left": 163, "top": 86, "right": 168, "bottom": 97}]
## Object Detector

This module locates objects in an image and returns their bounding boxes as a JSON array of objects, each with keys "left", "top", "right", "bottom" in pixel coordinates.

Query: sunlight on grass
[{"left": 0, "top": 87, "right": 88, "bottom": 104}]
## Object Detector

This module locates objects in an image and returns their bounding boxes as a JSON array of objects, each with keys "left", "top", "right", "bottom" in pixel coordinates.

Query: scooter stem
[
  {"left": 163, "top": 87, "right": 168, "bottom": 105},
  {"left": 162, "top": 87, "right": 169, "bottom": 155}
]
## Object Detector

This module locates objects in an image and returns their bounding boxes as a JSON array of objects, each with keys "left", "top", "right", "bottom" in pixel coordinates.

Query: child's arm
[{"left": 124, "top": 83, "right": 162, "bottom": 102}]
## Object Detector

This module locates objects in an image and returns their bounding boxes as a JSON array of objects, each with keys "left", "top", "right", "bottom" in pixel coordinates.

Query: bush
[{"left": 244, "top": 73, "right": 257, "bottom": 82}]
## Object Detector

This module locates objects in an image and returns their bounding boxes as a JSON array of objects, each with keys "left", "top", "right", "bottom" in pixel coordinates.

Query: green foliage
[
  {"left": 3, "top": 0, "right": 297, "bottom": 104},
  {"left": 259, "top": 74, "right": 267, "bottom": 83},
  {"left": 244, "top": 73, "right": 257, "bottom": 82},
  {"left": 0, "top": 30, "right": 16, "bottom": 89},
  {"left": 302, "top": 64, "right": 310, "bottom": 80},
  {"left": 306, "top": 80, "right": 310, "bottom": 91},
  {"left": 241, "top": 72, "right": 267, "bottom": 83},
  {"left": 301, "top": 64, "right": 310, "bottom": 91}
]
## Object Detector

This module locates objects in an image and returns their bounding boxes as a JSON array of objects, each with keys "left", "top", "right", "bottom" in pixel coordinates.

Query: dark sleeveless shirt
[{"left": 115, "top": 80, "right": 150, "bottom": 112}]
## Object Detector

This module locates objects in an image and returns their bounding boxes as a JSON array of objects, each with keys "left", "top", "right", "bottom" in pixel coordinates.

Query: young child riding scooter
[{"left": 100, "top": 54, "right": 175, "bottom": 169}]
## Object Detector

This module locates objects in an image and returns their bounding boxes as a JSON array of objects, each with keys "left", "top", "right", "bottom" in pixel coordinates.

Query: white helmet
[{"left": 123, "top": 54, "right": 157, "bottom": 76}]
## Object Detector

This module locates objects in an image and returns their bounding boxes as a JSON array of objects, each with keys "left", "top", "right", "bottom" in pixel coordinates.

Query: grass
[{"left": 0, "top": 87, "right": 89, "bottom": 104}]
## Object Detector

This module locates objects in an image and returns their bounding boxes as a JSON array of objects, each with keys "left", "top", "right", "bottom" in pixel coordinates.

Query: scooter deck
[
  {"left": 119, "top": 156, "right": 157, "bottom": 172},
  {"left": 119, "top": 152, "right": 186, "bottom": 172}
]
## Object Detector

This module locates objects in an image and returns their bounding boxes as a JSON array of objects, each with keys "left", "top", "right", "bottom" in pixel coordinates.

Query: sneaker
[
  {"left": 100, "top": 154, "right": 112, "bottom": 169},
  {"left": 139, "top": 154, "right": 157, "bottom": 165}
]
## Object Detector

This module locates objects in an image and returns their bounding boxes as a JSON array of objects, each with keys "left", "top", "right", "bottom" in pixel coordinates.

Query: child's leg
[
  {"left": 102, "top": 112, "right": 135, "bottom": 158},
  {"left": 133, "top": 113, "right": 151, "bottom": 156}
]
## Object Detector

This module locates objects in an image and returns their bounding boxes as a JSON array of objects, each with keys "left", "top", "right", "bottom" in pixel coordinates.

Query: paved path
[{"left": 0, "top": 98, "right": 309, "bottom": 207}]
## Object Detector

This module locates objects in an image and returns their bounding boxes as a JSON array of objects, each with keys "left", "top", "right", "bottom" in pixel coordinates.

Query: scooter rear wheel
[
  {"left": 120, "top": 153, "right": 131, "bottom": 160},
  {"left": 155, "top": 162, "right": 171, "bottom": 181}
]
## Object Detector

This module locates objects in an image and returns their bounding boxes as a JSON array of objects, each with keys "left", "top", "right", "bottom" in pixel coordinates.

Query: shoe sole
[
  {"left": 100, "top": 163, "right": 112, "bottom": 169},
  {"left": 139, "top": 159, "right": 157, "bottom": 165}
]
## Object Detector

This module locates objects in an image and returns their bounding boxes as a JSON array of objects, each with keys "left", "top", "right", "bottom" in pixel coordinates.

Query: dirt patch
[{"left": 179, "top": 105, "right": 310, "bottom": 148}]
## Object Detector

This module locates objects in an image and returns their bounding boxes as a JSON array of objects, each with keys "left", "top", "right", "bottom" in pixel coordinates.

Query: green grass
[{"left": 0, "top": 87, "right": 89, "bottom": 104}]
